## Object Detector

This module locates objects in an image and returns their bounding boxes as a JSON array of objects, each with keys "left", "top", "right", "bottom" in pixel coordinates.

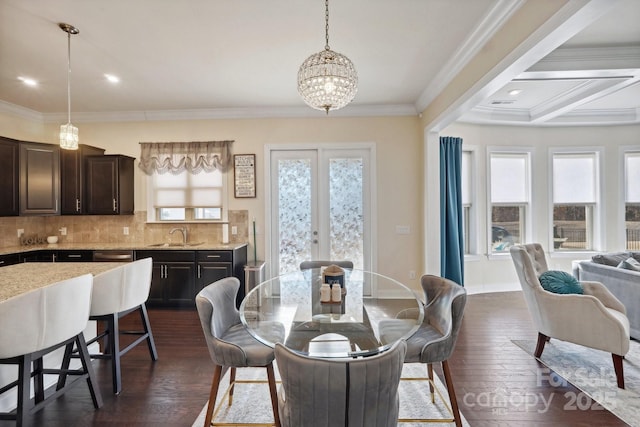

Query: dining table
[{"left": 240, "top": 268, "right": 424, "bottom": 358}]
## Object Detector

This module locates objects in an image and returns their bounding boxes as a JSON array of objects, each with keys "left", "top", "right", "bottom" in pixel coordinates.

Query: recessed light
[
  {"left": 18, "top": 76, "right": 38, "bottom": 87},
  {"left": 104, "top": 74, "right": 120, "bottom": 83},
  {"left": 508, "top": 89, "right": 522, "bottom": 96}
]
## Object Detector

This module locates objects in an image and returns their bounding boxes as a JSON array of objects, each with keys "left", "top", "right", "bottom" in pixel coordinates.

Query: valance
[{"left": 138, "top": 141, "right": 233, "bottom": 175}]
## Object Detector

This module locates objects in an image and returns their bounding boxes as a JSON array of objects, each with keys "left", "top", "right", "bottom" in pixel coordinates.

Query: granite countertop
[
  {"left": 0, "top": 242, "right": 248, "bottom": 257},
  {"left": 0, "top": 262, "right": 123, "bottom": 303}
]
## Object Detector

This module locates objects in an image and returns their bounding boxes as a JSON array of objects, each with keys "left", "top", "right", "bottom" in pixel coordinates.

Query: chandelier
[
  {"left": 59, "top": 23, "right": 79, "bottom": 150},
  {"left": 297, "top": 0, "right": 357, "bottom": 114}
]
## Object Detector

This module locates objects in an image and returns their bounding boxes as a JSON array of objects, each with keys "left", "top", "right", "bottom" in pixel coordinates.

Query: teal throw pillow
[{"left": 538, "top": 270, "right": 583, "bottom": 294}]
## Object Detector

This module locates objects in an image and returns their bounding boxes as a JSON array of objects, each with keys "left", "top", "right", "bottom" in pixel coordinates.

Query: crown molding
[
  {"left": 459, "top": 104, "right": 639, "bottom": 126},
  {"left": 33, "top": 103, "right": 418, "bottom": 123},
  {"left": 0, "top": 100, "right": 44, "bottom": 122}
]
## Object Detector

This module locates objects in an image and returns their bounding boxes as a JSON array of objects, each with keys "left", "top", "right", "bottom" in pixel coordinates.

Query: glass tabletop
[{"left": 240, "top": 268, "right": 424, "bottom": 358}]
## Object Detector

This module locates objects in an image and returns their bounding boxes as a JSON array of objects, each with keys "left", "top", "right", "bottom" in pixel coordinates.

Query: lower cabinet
[
  {"left": 136, "top": 250, "right": 196, "bottom": 308},
  {"left": 0, "top": 253, "right": 20, "bottom": 267},
  {"left": 196, "top": 249, "right": 247, "bottom": 307},
  {"left": 136, "top": 246, "right": 248, "bottom": 308}
]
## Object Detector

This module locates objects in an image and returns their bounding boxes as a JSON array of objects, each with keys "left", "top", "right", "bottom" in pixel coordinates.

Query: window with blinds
[
  {"left": 625, "top": 151, "right": 640, "bottom": 250},
  {"left": 551, "top": 151, "right": 600, "bottom": 251},
  {"left": 146, "top": 169, "right": 225, "bottom": 222},
  {"left": 488, "top": 151, "right": 531, "bottom": 253}
]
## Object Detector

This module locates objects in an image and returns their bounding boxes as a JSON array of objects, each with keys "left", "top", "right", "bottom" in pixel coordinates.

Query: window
[
  {"left": 488, "top": 151, "right": 531, "bottom": 253},
  {"left": 147, "top": 169, "right": 226, "bottom": 222},
  {"left": 139, "top": 141, "right": 231, "bottom": 223},
  {"left": 461, "top": 149, "right": 474, "bottom": 254},
  {"left": 625, "top": 151, "right": 640, "bottom": 250},
  {"left": 551, "top": 151, "right": 600, "bottom": 251}
]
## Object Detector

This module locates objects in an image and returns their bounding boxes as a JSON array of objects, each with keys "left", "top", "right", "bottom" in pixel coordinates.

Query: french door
[{"left": 268, "top": 146, "right": 373, "bottom": 292}]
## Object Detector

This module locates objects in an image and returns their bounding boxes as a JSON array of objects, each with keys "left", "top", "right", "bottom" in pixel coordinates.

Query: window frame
[
  {"left": 549, "top": 147, "right": 603, "bottom": 253},
  {"left": 486, "top": 147, "right": 533, "bottom": 256},
  {"left": 461, "top": 146, "right": 478, "bottom": 256},
  {"left": 621, "top": 147, "right": 640, "bottom": 250}
]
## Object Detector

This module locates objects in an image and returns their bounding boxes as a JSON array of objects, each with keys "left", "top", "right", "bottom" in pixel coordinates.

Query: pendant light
[
  {"left": 297, "top": 0, "right": 357, "bottom": 114},
  {"left": 59, "top": 23, "right": 79, "bottom": 150}
]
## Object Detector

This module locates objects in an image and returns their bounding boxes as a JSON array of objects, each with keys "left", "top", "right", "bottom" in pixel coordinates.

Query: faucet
[{"left": 169, "top": 227, "right": 188, "bottom": 245}]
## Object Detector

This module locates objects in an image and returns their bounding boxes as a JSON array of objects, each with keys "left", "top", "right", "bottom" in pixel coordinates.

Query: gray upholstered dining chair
[
  {"left": 390, "top": 275, "right": 467, "bottom": 427},
  {"left": 510, "top": 243, "right": 630, "bottom": 388},
  {"left": 275, "top": 340, "right": 407, "bottom": 427},
  {"left": 299, "top": 260, "right": 354, "bottom": 270},
  {"left": 78, "top": 257, "right": 158, "bottom": 395},
  {"left": 196, "top": 277, "right": 284, "bottom": 427},
  {"left": 0, "top": 274, "right": 103, "bottom": 426}
]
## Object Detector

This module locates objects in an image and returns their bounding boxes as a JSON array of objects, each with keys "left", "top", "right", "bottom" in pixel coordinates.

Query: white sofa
[{"left": 573, "top": 252, "right": 640, "bottom": 340}]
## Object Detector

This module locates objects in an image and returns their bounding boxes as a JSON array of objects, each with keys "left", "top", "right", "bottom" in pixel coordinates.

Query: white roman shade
[
  {"left": 151, "top": 169, "right": 223, "bottom": 208},
  {"left": 553, "top": 153, "right": 597, "bottom": 204},
  {"left": 626, "top": 152, "right": 640, "bottom": 203},
  {"left": 490, "top": 153, "right": 529, "bottom": 203}
]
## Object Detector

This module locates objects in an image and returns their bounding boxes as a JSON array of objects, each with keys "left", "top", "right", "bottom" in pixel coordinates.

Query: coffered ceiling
[{"left": 0, "top": 0, "right": 638, "bottom": 126}]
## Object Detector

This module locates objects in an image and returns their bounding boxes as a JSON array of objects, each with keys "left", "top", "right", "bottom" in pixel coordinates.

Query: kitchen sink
[{"left": 147, "top": 242, "right": 205, "bottom": 247}]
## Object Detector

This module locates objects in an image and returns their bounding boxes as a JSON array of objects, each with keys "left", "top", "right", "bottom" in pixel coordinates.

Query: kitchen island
[{"left": 0, "top": 262, "right": 126, "bottom": 414}]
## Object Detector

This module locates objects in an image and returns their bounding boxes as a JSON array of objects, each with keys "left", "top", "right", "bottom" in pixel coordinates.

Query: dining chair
[
  {"left": 0, "top": 274, "right": 103, "bottom": 426},
  {"left": 275, "top": 340, "right": 406, "bottom": 427},
  {"left": 196, "top": 276, "right": 285, "bottom": 427},
  {"left": 394, "top": 275, "right": 467, "bottom": 427},
  {"left": 77, "top": 257, "right": 158, "bottom": 394},
  {"left": 299, "top": 260, "right": 354, "bottom": 270}
]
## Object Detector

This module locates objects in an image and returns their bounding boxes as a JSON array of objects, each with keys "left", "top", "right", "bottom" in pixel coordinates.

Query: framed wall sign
[{"left": 234, "top": 154, "right": 256, "bottom": 198}]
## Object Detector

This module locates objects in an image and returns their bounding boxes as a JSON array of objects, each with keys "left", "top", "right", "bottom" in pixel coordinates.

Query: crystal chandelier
[
  {"left": 59, "top": 23, "right": 79, "bottom": 150},
  {"left": 297, "top": 0, "right": 357, "bottom": 114}
]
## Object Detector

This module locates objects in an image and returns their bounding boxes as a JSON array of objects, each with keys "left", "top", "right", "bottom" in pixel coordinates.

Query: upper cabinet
[
  {"left": 0, "top": 137, "right": 20, "bottom": 216},
  {"left": 60, "top": 144, "right": 105, "bottom": 214},
  {"left": 86, "top": 155, "right": 135, "bottom": 215},
  {"left": 19, "top": 142, "right": 60, "bottom": 216}
]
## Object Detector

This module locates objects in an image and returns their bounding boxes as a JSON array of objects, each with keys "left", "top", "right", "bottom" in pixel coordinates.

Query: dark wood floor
[{"left": 3, "top": 291, "right": 630, "bottom": 426}]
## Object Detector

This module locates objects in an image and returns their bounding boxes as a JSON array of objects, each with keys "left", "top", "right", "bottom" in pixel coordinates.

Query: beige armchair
[{"left": 510, "top": 243, "right": 630, "bottom": 388}]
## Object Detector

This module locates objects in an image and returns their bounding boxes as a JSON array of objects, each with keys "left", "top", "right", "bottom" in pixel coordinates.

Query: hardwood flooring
[{"left": 2, "top": 291, "right": 630, "bottom": 426}]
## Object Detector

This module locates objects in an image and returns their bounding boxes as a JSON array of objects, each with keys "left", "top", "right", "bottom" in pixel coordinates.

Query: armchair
[{"left": 509, "top": 243, "right": 630, "bottom": 388}]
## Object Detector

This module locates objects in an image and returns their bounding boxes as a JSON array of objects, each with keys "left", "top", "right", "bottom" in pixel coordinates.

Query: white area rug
[
  {"left": 513, "top": 338, "right": 640, "bottom": 426},
  {"left": 191, "top": 363, "right": 469, "bottom": 426}
]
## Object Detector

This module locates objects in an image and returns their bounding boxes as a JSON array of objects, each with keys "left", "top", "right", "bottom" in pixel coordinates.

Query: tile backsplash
[{"left": 0, "top": 210, "right": 248, "bottom": 249}]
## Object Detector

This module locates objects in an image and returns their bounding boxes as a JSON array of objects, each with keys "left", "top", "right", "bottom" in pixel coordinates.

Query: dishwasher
[{"left": 93, "top": 250, "right": 134, "bottom": 262}]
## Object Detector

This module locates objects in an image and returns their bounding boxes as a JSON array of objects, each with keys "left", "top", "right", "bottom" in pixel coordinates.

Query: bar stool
[
  {"left": 84, "top": 257, "right": 158, "bottom": 394},
  {"left": 0, "top": 274, "right": 103, "bottom": 426}
]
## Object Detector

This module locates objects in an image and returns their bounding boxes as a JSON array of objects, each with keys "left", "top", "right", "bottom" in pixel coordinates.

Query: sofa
[{"left": 573, "top": 251, "right": 640, "bottom": 340}]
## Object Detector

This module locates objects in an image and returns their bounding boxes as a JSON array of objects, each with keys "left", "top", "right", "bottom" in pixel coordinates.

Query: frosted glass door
[{"left": 270, "top": 148, "right": 371, "bottom": 287}]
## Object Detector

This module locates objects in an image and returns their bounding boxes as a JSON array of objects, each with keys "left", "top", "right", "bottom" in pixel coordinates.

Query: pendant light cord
[
  {"left": 66, "top": 30, "right": 72, "bottom": 125},
  {"left": 324, "top": 0, "right": 330, "bottom": 50}
]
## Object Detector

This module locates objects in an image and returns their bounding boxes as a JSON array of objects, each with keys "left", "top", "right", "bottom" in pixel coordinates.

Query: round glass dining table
[{"left": 240, "top": 268, "right": 424, "bottom": 358}]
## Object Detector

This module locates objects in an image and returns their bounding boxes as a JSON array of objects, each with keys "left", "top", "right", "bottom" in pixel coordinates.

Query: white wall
[{"left": 442, "top": 121, "right": 640, "bottom": 294}]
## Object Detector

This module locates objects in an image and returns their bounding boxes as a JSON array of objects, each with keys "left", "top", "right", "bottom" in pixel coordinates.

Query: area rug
[
  {"left": 191, "top": 363, "right": 470, "bottom": 426},
  {"left": 513, "top": 338, "right": 640, "bottom": 426}
]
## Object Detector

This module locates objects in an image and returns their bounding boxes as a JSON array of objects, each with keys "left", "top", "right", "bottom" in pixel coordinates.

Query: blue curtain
[{"left": 440, "top": 136, "right": 464, "bottom": 285}]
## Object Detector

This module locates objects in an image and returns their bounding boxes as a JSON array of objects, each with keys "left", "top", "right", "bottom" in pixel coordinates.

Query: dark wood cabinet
[
  {"left": 86, "top": 155, "right": 135, "bottom": 215},
  {"left": 19, "top": 142, "right": 60, "bottom": 215},
  {"left": 0, "top": 137, "right": 19, "bottom": 216},
  {"left": 197, "top": 248, "right": 247, "bottom": 307},
  {"left": 135, "top": 250, "right": 197, "bottom": 308},
  {"left": 60, "top": 144, "right": 105, "bottom": 214},
  {"left": 56, "top": 250, "right": 94, "bottom": 262},
  {"left": 0, "top": 253, "right": 20, "bottom": 267}
]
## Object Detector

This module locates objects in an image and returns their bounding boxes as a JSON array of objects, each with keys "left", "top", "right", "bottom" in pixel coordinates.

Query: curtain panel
[
  {"left": 138, "top": 141, "right": 233, "bottom": 175},
  {"left": 440, "top": 136, "right": 464, "bottom": 286}
]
